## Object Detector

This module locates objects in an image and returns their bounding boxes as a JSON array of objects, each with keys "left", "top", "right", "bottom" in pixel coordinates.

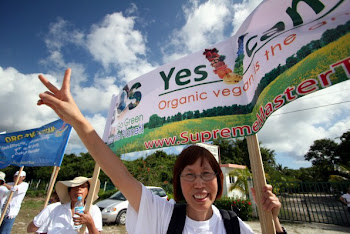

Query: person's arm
[
  {"left": 37, "top": 68, "right": 142, "bottom": 211},
  {"left": 340, "top": 196, "right": 348, "bottom": 205},
  {"left": 2, "top": 183, "right": 14, "bottom": 191},
  {"left": 26, "top": 221, "right": 39, "bottom": 233},
  {"left": 252, "top": 184, "right": 285, "bottom": 233}
]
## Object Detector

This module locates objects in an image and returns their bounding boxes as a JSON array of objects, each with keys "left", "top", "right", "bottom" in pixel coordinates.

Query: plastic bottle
[{"left": 73, "top": 196, "right": 84, "bottom": 230}]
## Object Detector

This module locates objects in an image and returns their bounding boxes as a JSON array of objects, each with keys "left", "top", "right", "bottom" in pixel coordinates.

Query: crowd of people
[{"left": 0, "top": 68, "right": 290, "bottom": 233}]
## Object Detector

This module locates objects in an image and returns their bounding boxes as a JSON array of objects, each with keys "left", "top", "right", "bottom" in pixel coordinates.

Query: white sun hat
[
  {"left": 55, "top": 176, "right": 100, "bottom": 204},
  {"left": 0, "top": 171, "right": 5, "bottom": 182}
]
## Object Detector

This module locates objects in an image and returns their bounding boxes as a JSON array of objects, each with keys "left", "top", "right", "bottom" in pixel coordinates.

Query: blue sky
[{"left": 1, "top": 0, "right": 350, "bottom": 169}]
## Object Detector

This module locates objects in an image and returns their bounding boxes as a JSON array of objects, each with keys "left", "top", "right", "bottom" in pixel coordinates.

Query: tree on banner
[{"left": 0, "top": 119, "right": 72, "bottom": 225}]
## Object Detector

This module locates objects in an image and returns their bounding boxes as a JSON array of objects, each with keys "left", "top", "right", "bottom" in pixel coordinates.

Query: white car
[{"left": 96, "top": 186, "right": 168, "bottom": 225}]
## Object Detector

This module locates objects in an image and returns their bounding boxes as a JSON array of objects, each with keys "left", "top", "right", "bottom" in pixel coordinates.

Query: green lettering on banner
[
  {"left": 287, "top": 0, "right": 325, "bottom": 26},
  {"left": 160, "top": 67, "right": 175, "bottom": 90}
]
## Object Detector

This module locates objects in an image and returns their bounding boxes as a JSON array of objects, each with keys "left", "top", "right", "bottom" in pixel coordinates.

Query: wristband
[{"left": 276, "top": 226, "right": 287, "bottom": 234}]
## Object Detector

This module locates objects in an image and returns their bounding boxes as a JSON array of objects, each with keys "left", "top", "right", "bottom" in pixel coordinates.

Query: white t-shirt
[
  {"left": 0, "top": 186, "right": 9, "bottom": 216},
  {"left": 341, "top": 193, "right": 350, "bottom": 207},
  {"left": 126, "top": 184, "right": 254, "bottom": 234},
  {"left": 46, "top": 202, "right": 103, "bottom": 234},
  {"left": 7, "top": 182, "right": 29, "bottom": 217},
  {"left": 33, "top": 202, "right": 61, "bottom": 233}
]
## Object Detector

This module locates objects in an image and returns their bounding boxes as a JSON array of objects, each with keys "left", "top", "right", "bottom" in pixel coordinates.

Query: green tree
[
  {"left": 338, "top": 130, "right": 350, "bottom": 167},
  {"left": 148, "top": 114, "right": 164, "bottom": 128},
  {"left": 304, "top": 138, "right": 339, "bottom": 181},
  {"left": 228, "top": 167, "right": 251, "bottom": 198}
]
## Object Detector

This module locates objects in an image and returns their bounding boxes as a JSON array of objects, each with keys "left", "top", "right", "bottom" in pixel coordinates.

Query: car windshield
[
  {"left": 109, "top": 191, "right": 126, "bottom": 201},
  {"left": 150, "top": 188, "right": 167, "bottom": 197}
]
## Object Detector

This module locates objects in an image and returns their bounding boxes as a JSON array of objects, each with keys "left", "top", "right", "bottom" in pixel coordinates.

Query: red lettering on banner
[
  {"left": 284, "top": 86, "right": 297, "bottom": 101},
  {"left": 252, "top": 121, "right": 260, "bottom": 132},
  {"left": 318, "top": 70, "right": 333, "bottom": 88},
  {"left": 273, "top": 94, "right": 284, "bottom": 109},
  {"left": 212, "top": 129, "right": 220, "bottom": 139},
  {"left": 297, "top": 79, "right": 318, "bottom": 95},
  {"left": 264, "top": 34, "right": 297, "bottom": 61},
  {"left": 264, "top": 102, "right": 274, "bottom": 117},
  {"left": 201, "top": 131, "right": 212, "bottom": 142},
  {"left": 331, "top": 57, "right": 350, "bottom": 78},
  {"left": 220, "top": 128, "right": 231, "bottom": 138}
]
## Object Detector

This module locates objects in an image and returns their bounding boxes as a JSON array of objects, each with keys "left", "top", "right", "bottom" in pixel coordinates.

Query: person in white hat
[
  {"left": 0, "top": 170, "right": 28, "bottom": 233},
  {"left": 38, "top": 176, "right": 102, "bottom": 234}
]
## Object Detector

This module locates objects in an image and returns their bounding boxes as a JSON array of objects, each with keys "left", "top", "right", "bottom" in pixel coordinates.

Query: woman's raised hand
[{"left": 37, "top": 68, "right": 85, "bottom": 126}]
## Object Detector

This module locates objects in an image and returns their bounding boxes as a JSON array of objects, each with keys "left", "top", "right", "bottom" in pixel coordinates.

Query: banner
[
  {"left": 103, "top": 0, "right": 350, "bottom": 155},
  {"left": 0, "top": 119, "right": 72, "bottom": 168}
]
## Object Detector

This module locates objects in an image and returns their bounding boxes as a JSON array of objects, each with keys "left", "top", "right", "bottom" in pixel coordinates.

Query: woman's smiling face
[{"left": 180, "top": 157, "right": 218, "bottom": 221}]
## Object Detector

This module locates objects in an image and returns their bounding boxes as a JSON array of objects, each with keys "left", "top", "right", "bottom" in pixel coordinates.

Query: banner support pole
[
  {"left": 0, "top": 166, "right": 24, "bottom": 226},
  {"left": 246, "top": 134, "right": 275, "bottom": 234},
  {"left": 79, "top": 163, "right": 101, "bottom": 234},
  {"left": 43, "top": 166, "right": 60, "bottom": 208}
]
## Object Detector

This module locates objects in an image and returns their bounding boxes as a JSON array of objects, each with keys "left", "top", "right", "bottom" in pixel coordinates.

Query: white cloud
[
  {"left": 86, "top": 12, "right": 157, "bottom": 82},
  {"left": 161, "top": 0, "right": 263, "bottom": 63},
  {"left": 73, "top": 76, "right": 120, "bottom": 113},
  {"left": 259, "top": 80, "right": 350, "bottom": 167},
  {"left": 231, "top": 0, "right": 262, "bottom": 34},
  {"left": 162, "top": 0, "right": 232, "bottom": 63},
  {"left": 0, "top": 66, "right": 59, "bottom": 133},
  {"left": 0, "top": 66, "right": 119, "bottom": 155}
]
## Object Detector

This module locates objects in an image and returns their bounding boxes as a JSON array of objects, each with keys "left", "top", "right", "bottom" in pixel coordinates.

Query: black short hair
[{"left": 173, "top": 145, "right": 223, "bottom": 202}]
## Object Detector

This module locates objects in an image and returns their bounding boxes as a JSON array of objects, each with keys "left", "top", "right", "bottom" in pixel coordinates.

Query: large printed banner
[
  {"left": 0, "top": 119, "right": 72, "bottom": 168},
  {"left": 104, "top": 0, "right": 350, "bottom": 155}
]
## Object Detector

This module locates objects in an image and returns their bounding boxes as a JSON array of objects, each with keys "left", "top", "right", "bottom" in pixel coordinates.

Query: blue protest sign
[{"left": 0, "top": 119, "right": 72, "bottom": 168}]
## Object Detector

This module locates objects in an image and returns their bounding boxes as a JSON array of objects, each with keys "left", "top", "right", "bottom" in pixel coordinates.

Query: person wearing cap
[
  {"left": 41, "top": 176, "right": 102, "bottom": 234},
  {"left": 26, "top": 191, "right": 61, "bottom": 233},
  {"left": 0, "top": 170, "right": 29, "bottom": 233}
]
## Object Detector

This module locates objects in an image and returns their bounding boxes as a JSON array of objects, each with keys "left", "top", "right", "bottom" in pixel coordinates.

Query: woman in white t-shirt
[{"left": 37, "top": 68, "right": 286, "bottom": 233}]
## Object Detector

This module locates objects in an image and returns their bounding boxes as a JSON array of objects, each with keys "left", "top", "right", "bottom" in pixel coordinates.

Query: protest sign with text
[
  {"left": 103, "top": 0, "right": 350, "bottom": 155},
  {"left": 0, "top": 119, "right": 72, "bottom": 168}
]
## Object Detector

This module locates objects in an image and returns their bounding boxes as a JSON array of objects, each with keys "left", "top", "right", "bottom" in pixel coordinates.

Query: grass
[{"left": 12, "top": 197, "right": 44, "bottom": 233}]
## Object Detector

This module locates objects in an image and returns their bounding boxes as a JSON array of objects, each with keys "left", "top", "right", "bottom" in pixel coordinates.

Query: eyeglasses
[{"left": 180, "top": 172, "right": 217, "bottom": 182}]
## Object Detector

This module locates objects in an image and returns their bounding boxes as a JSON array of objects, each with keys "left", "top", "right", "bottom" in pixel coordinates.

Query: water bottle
[{"left": 73, "top": 196, "right": 84, "bottom": 230}]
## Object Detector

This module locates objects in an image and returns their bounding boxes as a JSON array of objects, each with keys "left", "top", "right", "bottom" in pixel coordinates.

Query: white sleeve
[
  {"left": 126, "top": 184, "right": 174, "bottom": 234},
  {"left": 90, "top": 205, "right": 103, "bottom": 232},
  {"left": 13, "top": 182, "right": 29, "bottom": 194},
  {"left": 238, "top": 217, "right": 255, "bottom": 234},
  {"left": 33, "top": 206, "right": 51, "bottom": 227},
  {"left": 0, "top": 186, "right": 9, "bottom": 198}
]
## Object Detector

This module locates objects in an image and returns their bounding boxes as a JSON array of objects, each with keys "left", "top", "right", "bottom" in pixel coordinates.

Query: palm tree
[{"left": 228, "top": 167, "right": 252, "bottom": 198}]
